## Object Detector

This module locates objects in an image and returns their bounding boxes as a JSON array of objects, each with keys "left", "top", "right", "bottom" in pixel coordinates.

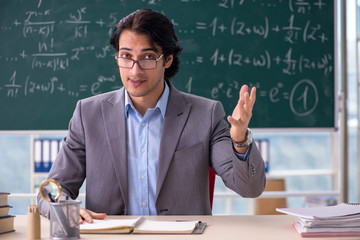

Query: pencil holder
[
  {"left": 27, "top": 205, "right": 41, "bottom": 239},
  {"left": 49, "top": 200, "right": 81, "bottom": 240}
]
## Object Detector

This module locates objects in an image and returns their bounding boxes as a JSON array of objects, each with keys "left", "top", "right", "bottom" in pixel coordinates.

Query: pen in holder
[{"left": 49, "top": 199, "right": 81, "bottom": 240}]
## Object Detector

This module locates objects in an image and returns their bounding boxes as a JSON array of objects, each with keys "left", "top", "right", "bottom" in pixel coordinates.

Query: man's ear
[{"left": 164, "top": 55, "right": 173, "bottom": 68}]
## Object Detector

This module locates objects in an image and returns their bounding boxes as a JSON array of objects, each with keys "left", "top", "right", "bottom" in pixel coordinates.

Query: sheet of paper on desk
[
  {"left": 133, "top": 219, "right": 199, "bottom": 234},
  {"left": 276, "top": 203, "right": 360, "bottom": 219},
  {"left": 80, "top": 217, "right": 143, "bottom": 233}
]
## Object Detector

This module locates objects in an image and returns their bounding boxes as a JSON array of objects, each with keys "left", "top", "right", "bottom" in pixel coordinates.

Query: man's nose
[{"left": 130, "top": 61, "right": 144, "bottom": 74}]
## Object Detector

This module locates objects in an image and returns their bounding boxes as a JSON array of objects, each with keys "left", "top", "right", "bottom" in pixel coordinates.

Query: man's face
[{"left": 117, "top": 30, "right": 173, "bottom": 102}]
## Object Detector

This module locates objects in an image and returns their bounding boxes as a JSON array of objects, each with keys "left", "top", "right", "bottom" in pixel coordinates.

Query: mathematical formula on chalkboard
[{"left": 0, "top": 0, "right": 335, "bottom": 130}]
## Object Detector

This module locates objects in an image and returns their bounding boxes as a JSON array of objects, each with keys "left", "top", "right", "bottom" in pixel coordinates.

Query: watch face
[
  {"left": 247, "top": 129, "right": 253, "bottom": 144},
  {"left": 235, "top": 142, "right": 249, "bottom": 148}
]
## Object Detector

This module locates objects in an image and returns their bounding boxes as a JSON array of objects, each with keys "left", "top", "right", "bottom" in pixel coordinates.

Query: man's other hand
[{"left": 79, "top": 208, "right": 107, "bottom": 224}]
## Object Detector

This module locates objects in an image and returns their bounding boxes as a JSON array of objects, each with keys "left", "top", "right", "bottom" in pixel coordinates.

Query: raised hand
[{"left": 227, "top": 85, "right": 256, "bottom": 153}]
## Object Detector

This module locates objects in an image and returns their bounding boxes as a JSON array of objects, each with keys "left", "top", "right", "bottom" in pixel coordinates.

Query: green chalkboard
[{"left": 0, "top": 0, "right": 335, "bottom": 130}]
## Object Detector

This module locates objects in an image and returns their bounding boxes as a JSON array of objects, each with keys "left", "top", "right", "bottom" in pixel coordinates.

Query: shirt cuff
[{"left": 234, "top": 143, "right": 252, "bottom": 161}]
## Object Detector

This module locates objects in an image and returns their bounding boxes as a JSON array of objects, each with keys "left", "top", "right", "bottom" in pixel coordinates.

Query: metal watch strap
[{"left": 232, "top": 128, "right": 252, "bottom": 148}]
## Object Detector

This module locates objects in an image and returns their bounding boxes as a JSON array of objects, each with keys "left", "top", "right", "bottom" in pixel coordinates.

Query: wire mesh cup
[{"left": 49, "top": 200, "right": 81, "bottom": 239}]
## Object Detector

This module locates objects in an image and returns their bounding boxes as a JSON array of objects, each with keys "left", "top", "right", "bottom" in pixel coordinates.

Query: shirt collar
[{"left": 125, "top": 81, "right": 170, "bottom": 119}]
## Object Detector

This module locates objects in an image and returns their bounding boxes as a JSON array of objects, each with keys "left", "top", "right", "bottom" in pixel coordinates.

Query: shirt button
[
  {"left": 141, "top": 123, "right": 145, "bottom": 127},
  {"left": 142, "top": 202, "right": 146, "bottom": 206},
  {"left": 141, "top": 176, "right": 145, "bottom": 180},
  {"left": 140, "top": 148, "right": 145, "bottom": 153}
]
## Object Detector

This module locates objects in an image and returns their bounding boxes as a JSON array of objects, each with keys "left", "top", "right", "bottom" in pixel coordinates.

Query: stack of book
[
  {"left": 0, "top": 193, "right": 15, "bottom": 234},
  {"left": 276, "top": 203, "right": 360, "bottom": 238}
]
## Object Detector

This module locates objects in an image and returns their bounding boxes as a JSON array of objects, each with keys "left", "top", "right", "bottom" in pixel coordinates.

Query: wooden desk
[{"left": 3, "top": 215, "right": 360, "bottom": 240}]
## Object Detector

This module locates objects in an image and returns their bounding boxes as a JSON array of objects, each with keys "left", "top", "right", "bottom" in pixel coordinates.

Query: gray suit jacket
[{"left": 38, "top": 83, "right": 266, "bottom": 216}]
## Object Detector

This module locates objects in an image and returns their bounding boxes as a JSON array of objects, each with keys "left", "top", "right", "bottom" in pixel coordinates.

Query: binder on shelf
[
  {"left": 34, "top": 138, "right": 62, "bottom": 173},
  {"left": 34, "top": 139, "right": 43, "bottom": 172},
  {"left": 51, "top": 140, "right": 59, "bottom": 164},
  {"left": 42, "top": 140, "right": 51, "bottom": 172}
]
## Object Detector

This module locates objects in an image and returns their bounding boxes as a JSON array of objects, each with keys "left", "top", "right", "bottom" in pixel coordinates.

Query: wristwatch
[{"left": 232, "top": 128, "right": 253, "bottom": 148}]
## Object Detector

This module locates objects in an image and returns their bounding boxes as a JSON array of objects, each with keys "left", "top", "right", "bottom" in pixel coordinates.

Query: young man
[{"left": 38, "top": 9, "right": 266, "bottom": 222}]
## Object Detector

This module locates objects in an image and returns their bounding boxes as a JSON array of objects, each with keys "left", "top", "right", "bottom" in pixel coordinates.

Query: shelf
[{"left": 267, "top": 169, "right": 336, "bottom": 178}]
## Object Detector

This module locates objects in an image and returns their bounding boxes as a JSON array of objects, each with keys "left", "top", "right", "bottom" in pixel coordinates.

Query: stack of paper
[{"left": 276, "top": 203, "right": 360, "bottom": 238}]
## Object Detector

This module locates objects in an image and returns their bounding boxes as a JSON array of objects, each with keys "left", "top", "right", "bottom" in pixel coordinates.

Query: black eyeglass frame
[{"left": 115, "top": 54, "right": 164, "bottom": 70}]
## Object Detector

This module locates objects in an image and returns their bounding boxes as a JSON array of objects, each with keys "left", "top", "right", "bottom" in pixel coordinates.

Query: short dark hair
[{"left": 110, "top": 9, "right": 182, "bottom": 81}]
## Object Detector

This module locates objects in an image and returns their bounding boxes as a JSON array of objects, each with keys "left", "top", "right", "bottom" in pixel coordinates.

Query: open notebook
[{"left": 80, "top": 217, "right": 206, "bottom": 234}]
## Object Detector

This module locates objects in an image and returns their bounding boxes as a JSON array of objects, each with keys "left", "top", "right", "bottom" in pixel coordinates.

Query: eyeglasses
[{"left": 115, "top": 54, "right": 164, "bottom": 70}]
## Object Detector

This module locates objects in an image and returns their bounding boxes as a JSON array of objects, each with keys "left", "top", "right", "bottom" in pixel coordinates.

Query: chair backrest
[{"left": 209, "top": 168, "right": 216, "bottom": 209}]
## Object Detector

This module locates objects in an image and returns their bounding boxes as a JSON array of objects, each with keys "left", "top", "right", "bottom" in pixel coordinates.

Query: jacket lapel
[
  {"left": 101, "top": 88, "right": 129, "bottom": 209},
  {"left": 156, "top": 83, "right": 192, "bottom": 199}
]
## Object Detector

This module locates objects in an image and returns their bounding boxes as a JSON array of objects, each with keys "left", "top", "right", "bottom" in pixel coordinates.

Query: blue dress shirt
[{"left": 125, "top": 82, "right": 169, "bottom": 215}]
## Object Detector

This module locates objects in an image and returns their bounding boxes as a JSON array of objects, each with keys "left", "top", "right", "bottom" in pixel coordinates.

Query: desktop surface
[{"left": 3, "top": 215, "right": 360, "bottom": 240}]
